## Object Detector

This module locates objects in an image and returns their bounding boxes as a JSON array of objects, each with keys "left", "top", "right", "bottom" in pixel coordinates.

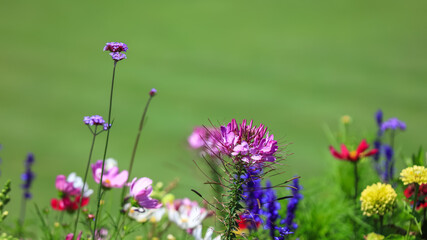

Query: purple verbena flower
[
  {"left": 149, "top": 88, "right": 157, "bottom": 97},
  {"left": 103, "top": 42, "right": 128, "bottom": 52},
  {"left": 21, "top": 153, "right": 35, "bottom": 199},
  {"left": 380, "top": 117, "right": 406, "bottom": 132},
  {"left": 110, "top": 52, "right": 127, "bottom": 61},
  {"left": 84, "top": 115, "right": 105, "bottom": 126}
]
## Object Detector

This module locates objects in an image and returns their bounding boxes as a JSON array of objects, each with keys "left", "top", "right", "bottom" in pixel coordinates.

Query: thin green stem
[
  {"left": 73, "top": 126, "right": 98, "bottom": 238},
  {"left": 93, "top": 61, "right": 117, "bottom": 237},
  {"left": 379, "top": 215, "right": 384, "bottom": 234},
  {"left": 18, "top": 193, "right": 27, "bottom": 236},
  {"left": 354, "top": 162, "right": 359, "bottom": 204},
  {"left": 407, "top": 183, "right": 419, "bottom": 239},
  {"left": 120, "top": 95, "right": 154, "bottom": 204}
]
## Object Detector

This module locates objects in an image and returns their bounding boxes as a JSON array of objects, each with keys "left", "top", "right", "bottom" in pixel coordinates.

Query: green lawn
[{"left": 1, "top": 0, "right": 427, "bottom": 230}]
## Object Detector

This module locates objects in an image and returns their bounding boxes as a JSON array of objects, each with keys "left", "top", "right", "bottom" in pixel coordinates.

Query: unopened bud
[{"left": 149, "top": 88, "right": 157, "bottom": 97}]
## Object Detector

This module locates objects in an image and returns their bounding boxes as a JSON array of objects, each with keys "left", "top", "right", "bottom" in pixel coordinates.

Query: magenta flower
[
  {"left": 109, "top": 52, "right": 127, "bottom": 61},
  {"left": 129, "top": 177, "right": 161, "bottom": 209},
  {"left": 91, "top": 159, "right": 128, "bottom": 188},
  {"left": 103, "top": 42, "right": 128, "bottom": 52},
  {"left": 188, "top": 126, "right": 221, "bottom": 156},
  {"left": 214, "top": 119, "right": 278, "bottom": 165},
  {"left": 65, "top": 231, "right": 82, "bottom": 240}
]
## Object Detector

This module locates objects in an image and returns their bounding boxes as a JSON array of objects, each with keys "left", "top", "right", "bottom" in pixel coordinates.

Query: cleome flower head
[
  {"left": 360, "top": 182, "right": 397, "bottom": 217},
  {"left": 400, "top": 165, "right": 427, "bottom": 185},
  {"left": 213, "top": 119, "right": 278, "bottom": 166}
]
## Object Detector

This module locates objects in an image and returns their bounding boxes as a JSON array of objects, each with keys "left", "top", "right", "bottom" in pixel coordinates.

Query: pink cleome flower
[{"left": 213, "top": 119, "right": 279, "bottom": 165}]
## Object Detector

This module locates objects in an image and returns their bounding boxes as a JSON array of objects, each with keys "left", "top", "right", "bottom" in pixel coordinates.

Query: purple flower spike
[
  {"left": 103, "top": 42, "right": 128, "bottom": 52},
  {"left": 380, "top": 118, "right": 406, "bottom": 132},
  {"left": 149, "top": 88, "right": 157, "bottom": 97},
  {"left": 21, "top": 153, "right": 35, "bottom": 199},
  {"left": 110, "top": 52, "right": 126, "bottom": 61},
  {"left": 375, "top": 110, "right": 383, "bottom": 127}
]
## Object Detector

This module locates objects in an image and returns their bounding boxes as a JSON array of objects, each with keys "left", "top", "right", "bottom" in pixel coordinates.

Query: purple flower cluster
[
  {"left": 372, "top": 110, "right": 405, "bottom": 183},
  {"left": 241, "top": 168, "right": 264, "bottom": 230},
  {"left": 380, "top": 117, "right": 406, "bottom": 132},
  {"left": 103, "top": 42, "right": 128, "bottom": 61},
  {"left": 281, "top": 177, "right": 302, "bottom": 231},
  {"left": 215, "top": 119, "right": 278, "bottom": 166},
  {"left": 84, "top": 115, "right": 110, "bottom": 130},
  {"left": 21, "top": 153, "right": 35, "bottom": 199},
  {"left": 103, "top": 42, "right": 128, "bottom": 52},
  {"left": 263, "top": 181, "right": 281, "bottom": 238}
]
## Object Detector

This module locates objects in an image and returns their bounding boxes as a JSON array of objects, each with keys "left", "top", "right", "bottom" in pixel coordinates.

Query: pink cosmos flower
[
  {"left": 129, "top": 177, "right": 162, "bottom": 209},
  {"left": 65, "top": 232, "right": 82, "bottom": 240},
  {"left": 213, "top": 119, "right": 278, "bottom": 165},
  {"left": 51, "top": 173, "right": 93, "bottom": 212},
  {"left": 91, "top": 158, "right": 128, "bottom": 188}
]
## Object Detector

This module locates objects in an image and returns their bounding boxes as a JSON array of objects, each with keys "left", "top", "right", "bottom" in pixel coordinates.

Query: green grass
[{"left": 0, "top": 0, "right": 427, "bottom": 235}]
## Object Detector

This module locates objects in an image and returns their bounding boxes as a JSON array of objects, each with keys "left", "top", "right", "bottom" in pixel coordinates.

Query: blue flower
[
  {"left": 21, "top": 153, "right": 35, "bottom": 199},
  {"left": 380, "top": 118, "right": 406, "bottom": 132},
  {"left": 241, "top": 168, "right": 264, "bottom": 230}
]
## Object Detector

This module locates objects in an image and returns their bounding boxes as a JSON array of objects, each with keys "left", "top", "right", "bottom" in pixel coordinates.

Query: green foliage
[{"left": 0, "top": 180, "right": 11, "bottom": 224}]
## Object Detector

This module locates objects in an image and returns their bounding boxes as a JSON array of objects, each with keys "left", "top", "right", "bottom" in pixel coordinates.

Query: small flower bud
[{"left": 149, "top": 88, "right": 157, "bottom": 97}]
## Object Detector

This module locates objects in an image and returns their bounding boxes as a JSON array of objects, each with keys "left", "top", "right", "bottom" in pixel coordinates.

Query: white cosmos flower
[
  {"left": 193, "top": 225, "right": 221, "bottom": 240},
  {"left": 167, "top": 199, "right": 208, "bottom": 230},
  {"left": 124, "top": 203, "right": 166, "bottom": 223},
  {"left": 66, "top": 172, "right": 93, "bottom": 197}
]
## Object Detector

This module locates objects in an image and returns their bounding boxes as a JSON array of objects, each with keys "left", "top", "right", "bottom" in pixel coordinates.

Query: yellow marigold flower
[
  {"left": 360, "top": 182, "right": 397, "bottom": 217},
  {"left": 400, "top": 166, "right": 427, "bottom": 185}
]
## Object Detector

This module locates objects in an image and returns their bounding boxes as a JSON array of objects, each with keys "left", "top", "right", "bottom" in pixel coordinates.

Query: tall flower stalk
[
  {"left": 120, "top": 88, "right": 157, "bottom": 203},
  {"left": 19, "top": 153, "right": 35, "bottom": 228},
  {"left": 73, "top": 116, "right": 108, "bottom": 237},
  {"left": 93, "top": 42, "right": 127, "bottom": 237},
  {"left": 329, "top": 139, "right": 378, "bottom": 202},
  {"left": 201, "top": 119, "right": 281, "bottom": 240}
]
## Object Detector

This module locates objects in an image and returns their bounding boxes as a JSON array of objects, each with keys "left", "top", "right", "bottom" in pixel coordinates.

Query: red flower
[
  {"left": 404, "top": 184, "right": 427, "bottom": 210},
  {"left": 51, "top": 195, "right": 89, "bottom": 212},
  {"left": 329, "top": 139, "right": 378, "bottom": 162}
]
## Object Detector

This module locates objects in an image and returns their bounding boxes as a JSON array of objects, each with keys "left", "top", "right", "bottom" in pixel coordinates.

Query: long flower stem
[
  {"left": 93, "top": 61, "right": 117, "bottom": 237},
  {"left": 354, "top": 162, "right": 359, "bottom": 204},
  {"left": 224, "top": 164, "right": 245, "bottom": 240},
  {"left": 120, "top": 95, "right": 154, "bottom": 203},
  {"left": 73, "top": 126, "right": 98, "bottom": 238},
  {"left": 379, "top": 215, "right": 384, "bottom": 234},
  {"left": 18, "top": 194, "right": 26, "bottom": 236},
  {"left": 407, "top": 183, "right": 419, "bottom": 239}
]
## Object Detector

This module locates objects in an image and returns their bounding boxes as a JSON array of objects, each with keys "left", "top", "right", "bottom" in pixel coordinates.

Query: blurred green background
[{"left": 1, "top": 0, "right": 426, "bottom": 227}]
